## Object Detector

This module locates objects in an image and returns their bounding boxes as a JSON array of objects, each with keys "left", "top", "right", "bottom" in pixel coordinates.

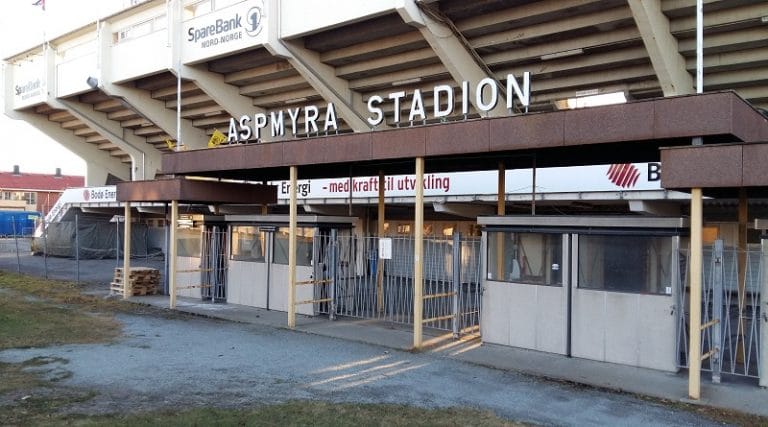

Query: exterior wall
[
  {"left": 570, "top": 291, "right": 676, "bottom": 372},
  {"left": 482, "top": 280, "right": 568, "bottom": 355},
  {"left": 0, "top": 200, "right": 26, "bottom": 211},
  {"left": 111, "top": 30, "right": 170, "bottom": 82},
  {"left": 55, "top": 31, "right": 99, "bottom": 97},
  {"left": 176, "top": 256, "right": 202, "bottom": 299},
  {"left": 227, "top": 260, "right": 268, "bottom": 308},
  {"left": 36, "top": 191, "right": 63, "bottom": 215},
  {"left": 279, "top": 0, "right": 395, "bottom": 38}
]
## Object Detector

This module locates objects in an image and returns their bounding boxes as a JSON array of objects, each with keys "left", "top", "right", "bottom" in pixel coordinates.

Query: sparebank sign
[
  {"left": 184, "top": 0, "right": 264, "bottom": 62},
  {"left": 225, "top": 72, "right": 532, "bottom": 143},
  {"left": 15, "top": 79, "right": 43, "bottom": 101}
]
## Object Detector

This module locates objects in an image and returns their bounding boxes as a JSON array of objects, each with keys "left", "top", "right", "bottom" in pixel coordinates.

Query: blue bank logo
[{"left": 245, "top": 6, "right": 263, "bottom": 38}]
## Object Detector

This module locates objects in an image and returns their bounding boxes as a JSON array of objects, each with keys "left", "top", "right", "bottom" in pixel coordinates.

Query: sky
[{"left": 0, "top": 0, "right": 129, "bottom": 176}]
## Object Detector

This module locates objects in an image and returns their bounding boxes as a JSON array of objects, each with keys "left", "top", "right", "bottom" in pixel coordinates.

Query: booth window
[
  {"left": 578, "top": 235, "right": 672, "bottom": 295},
  {"left": 487, "top": 232, "right": 563, "bottom": 286},
  {"left": 177, "top": 227, "right": 202, "bottom": 258},
  {"left": 274, "top": 227, "right": 314, "bottom": 267},
  {"left": 230, "top": 226, "right": 266, "bottom": 262}
]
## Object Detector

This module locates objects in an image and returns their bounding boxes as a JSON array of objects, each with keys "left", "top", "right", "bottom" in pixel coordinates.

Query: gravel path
[{"left": 0, "top": 312, "right": 723, "bottom": 426}]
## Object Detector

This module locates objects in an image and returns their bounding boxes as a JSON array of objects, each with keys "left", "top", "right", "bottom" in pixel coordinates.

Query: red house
[{"left": 0, "top": 165, "right": 84, "bottom": 215}]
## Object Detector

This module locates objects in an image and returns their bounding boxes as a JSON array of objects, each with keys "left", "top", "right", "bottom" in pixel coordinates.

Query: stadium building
[{"left": 4, "top": 0, "right": 768, "bottom": 399}]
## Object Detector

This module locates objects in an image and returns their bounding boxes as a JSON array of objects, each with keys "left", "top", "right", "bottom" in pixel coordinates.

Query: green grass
[
  {"left": 0, "top": 271, "right": 122, "bottom": 351},
  {"left": 54, "top": 401, "right": 525, "bottom": 427}
]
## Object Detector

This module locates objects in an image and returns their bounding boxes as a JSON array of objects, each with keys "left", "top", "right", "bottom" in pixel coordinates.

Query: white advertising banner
[
  {"left": 273, "top": 163, "right": 663, "bottom": 200},
  {"left": 183, "top": 0, "right": 267, "bottom": 64},
  {"left": 12, "top": 54, "right": 46, "bottom": 109}
]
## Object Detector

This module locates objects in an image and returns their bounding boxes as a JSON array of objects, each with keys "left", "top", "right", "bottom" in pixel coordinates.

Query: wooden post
[
  {"left": 689, "top": 187, "right": 703, "bottom": 400},
  {"left": 497, "top": 161, "right": 505, "bottom": 215},
  {"left": 737, "top": 188, "right": 748, "bottom": 363},
  {"left": 377, "top": 170, "right": 385, "bottom": 313},
  {"left": 413, "top": 157, "right": 424, "bottom": 349},
  {"left": 496, "top": 161, "right": 505, "bottom": 279},
  {"left": 261, "top": 180, "right": 269, "bottom": 215},
  {"left": 122, "top": 203, "right": 132, "bottom": 299},
  {"left": 288, "top": 166, "right": 298, "bottom": 329},
  {"left": 169, "top": 200, "right": 178, "bottom": 309}
]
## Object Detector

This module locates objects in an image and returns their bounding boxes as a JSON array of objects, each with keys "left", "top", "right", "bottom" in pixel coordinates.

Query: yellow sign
[
  {"left": 165, "top": 139, "right": 187, "bottom": 151},
  {"left": 208, "top": 129, "right": 227, "bottom": 148}
]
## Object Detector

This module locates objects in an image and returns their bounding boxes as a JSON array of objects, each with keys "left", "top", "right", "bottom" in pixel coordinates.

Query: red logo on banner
[
  {"left": 83, "top": 189, "right": 90, "bottom": 201},
  {"left": 606, "top": 164, "right": 640, "bottom": 188}
]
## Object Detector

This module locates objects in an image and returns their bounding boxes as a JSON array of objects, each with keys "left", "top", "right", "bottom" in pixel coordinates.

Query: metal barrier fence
[
  {"left": 676, "top": 240, "right": 762, "bottom": 380},
  {"left": 200, "top": 228, "right": 228, "bottom": 302},
  {"left": 313, "top": 233, "right": 482, "bottom": 337}
]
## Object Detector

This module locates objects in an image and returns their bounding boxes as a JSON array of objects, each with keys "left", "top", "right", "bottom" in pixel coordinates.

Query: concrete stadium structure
[{"left": 4, "top": 0, "right": 768, "bottom": 401}]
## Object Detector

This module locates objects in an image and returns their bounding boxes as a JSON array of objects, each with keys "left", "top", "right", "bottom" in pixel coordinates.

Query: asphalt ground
[
  {"left": 0, "top": 311, "right": 726, "bottom": 426},
  {"left": 0, "top": 238, "right": 758, "bottom": 424}
]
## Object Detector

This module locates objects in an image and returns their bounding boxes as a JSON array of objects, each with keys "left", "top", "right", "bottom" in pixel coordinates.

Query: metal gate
[
  {"left": 313, "top": 233, "right": 482, "bottom": 337},
  {"left": 201, "top": 227, "right": 228, "bottom": 302},
  {"left": 676, "top": 239, "right": 762, "bottom": 380}
]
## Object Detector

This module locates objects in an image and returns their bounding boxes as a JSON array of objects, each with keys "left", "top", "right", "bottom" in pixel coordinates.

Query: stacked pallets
[{"left": 110, "top": 267, "right": 161, "bottom": 296}]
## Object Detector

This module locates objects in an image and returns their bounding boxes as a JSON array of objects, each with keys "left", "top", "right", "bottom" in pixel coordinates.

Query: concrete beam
[
  {"left": 265, "top": 0, "right": 370, "bottom": 132},
  {"left": 302, "top": 204, "right": 367, "bottom": 217},
  {"left": 177, "top": 64, "right": 279, "bottom": 142},
  {"left": 396, "top": 0, "right": 509, "bottom": 117},
  {"left": 628, "top": 0, "right": 694, "bottom": 96},
  {"left": 6, "top": 109, "right": 129, "bottom": 185},
  {"left": 628, "top": 200, "right": 682, "bottom": 216},
  {"left": 177, "top": 64, "right": 256, "bottom": 120},
  {"left": 52, "top": 99, "right": 162, "bottom": 180},
  {"left": 99, "top": 83, "right": 208, "bottom": 150},
  {"left": 433, "top": 202, "right": 495, "bottom": 219},
  {"left": 3, "top": 58, "right": 129, "bottom": 185},
  {"left": 97, "top": 21, "right": 208, "bottom": 149}
]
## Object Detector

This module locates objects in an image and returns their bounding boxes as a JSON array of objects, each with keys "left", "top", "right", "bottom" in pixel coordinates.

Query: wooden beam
[
  {"left": 688, "top": 187, "right": 703, "bottom": 400},
  {"left": 122, "top": 203, "right": 132, "bottom": 299},
  {"left": 288, "top": 166, "right": 298, "bottom": 329},
  {"left": 169, "top": 200, "right": 178, "bottom": 309},
  {"left": 377, "top": 170, "right": 385, "bottom": 313},
  {"left": 413, "top": 157, "right": 424, "bottom": 349}
]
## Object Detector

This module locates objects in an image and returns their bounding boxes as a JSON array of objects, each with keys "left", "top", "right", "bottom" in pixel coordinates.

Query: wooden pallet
[{"left": 111, "top": 267, "right": 161, "bottom": 296}]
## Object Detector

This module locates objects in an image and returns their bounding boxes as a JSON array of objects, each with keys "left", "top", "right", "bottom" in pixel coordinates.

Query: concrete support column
[
  {"left": 688, "top": 187, "right": 703, "bottom": 399},
  {"left": 288, "top": 166, "right": 298, "bottom": 329},
  {"left": 122, "top": 203, "right": 132, "bottom": 299},
  {"left": 169, "top": 200, "right": 178, "bottom": 309},
  {"left": 413, "top": 157, "right": 425, "bottom": 349}
]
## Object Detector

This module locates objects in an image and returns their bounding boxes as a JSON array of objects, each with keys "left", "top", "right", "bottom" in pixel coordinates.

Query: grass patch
[
  {"left": 0, "top": 288, "right": 121, "bottom": 350},
  {"left": 59, "top": 401, "right": 525, "bottom": 427},
  {"left": 0, "top": 360, "right": 44, "bottom": 393}
]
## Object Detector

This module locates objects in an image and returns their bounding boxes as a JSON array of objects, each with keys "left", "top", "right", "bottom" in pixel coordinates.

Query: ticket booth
[
  {"left": 225, "top": 215, "right": 356, "bottom": 316},
  {"left": 479, "top": 216, "right": 686, "bottom": 372}
]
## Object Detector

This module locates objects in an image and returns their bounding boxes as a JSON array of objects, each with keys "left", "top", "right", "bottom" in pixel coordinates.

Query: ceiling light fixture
[
  {"left": 391, "top": 77, "right": 422, "bottom": 86},
  {"left": 540, "top": 48, "right": 584, "bottom": 61}
]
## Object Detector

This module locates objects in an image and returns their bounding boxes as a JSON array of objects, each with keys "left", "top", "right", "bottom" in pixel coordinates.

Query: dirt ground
[
  {"left": 0, "top": 306, "right": 730, "bottom": 426},
  {"left": 0, "top": 244, "right": 752, "bottom": 425}
]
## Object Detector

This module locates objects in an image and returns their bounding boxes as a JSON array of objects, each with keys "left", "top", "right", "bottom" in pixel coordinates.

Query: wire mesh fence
[{"left": 0, "top": 214, "right": 165, "bottom": 287}]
